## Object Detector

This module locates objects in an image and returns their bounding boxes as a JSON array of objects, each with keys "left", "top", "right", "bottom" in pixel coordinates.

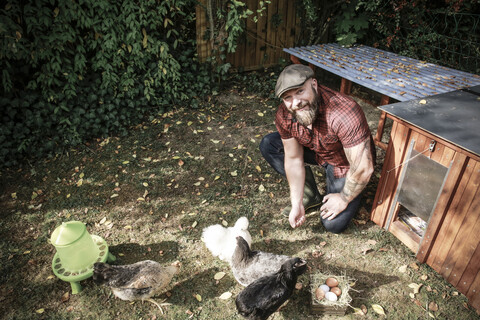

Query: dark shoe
[{"left": 282, "top": 166, "right": 323, "bottom": 217}]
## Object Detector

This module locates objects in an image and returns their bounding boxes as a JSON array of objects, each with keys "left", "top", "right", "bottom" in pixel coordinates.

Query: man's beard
[{"left": 291, "top": 90, "right": 320, "bottom": 127}]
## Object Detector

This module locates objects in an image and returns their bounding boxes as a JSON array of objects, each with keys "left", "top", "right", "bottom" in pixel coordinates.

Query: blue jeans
[{"left": 259, "top": 132, "right": 362, "bottom": 233}]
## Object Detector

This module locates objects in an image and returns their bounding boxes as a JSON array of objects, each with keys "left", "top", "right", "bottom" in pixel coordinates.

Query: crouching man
[{"left": 260, "top": 64, "right": 376, "bottom": 233}]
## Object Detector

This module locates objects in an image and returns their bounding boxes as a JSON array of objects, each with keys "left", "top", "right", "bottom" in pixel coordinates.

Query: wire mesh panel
[{"left": 370, "top": 2, "right": 480, "bottom": 74}]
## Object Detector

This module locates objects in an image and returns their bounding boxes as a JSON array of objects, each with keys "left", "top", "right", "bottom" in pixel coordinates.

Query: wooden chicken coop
[{"left": 371, "top": 85, "right": 480, "bottom": 311}]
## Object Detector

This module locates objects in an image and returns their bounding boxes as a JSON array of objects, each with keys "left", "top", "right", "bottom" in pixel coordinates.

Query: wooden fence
[{"left": 196, "top": 0, "right": 300, "bottom": 71}]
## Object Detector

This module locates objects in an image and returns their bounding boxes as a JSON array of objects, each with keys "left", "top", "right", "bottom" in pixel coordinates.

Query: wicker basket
[{"left": 310, "top": 272, "right": 352, "bottom": 316}]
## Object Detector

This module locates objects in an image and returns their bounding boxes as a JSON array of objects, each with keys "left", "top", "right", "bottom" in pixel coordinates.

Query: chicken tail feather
[{"left": 234, "top": 216, "right": 249, "bottom": 231}]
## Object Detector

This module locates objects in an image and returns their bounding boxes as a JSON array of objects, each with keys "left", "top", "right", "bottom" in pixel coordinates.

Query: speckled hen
[
  {"left": 93, "top": 260, "right": 180, "bottom": 313},
  {"left": 231, "top": 236, "right": 292, "bottom": 286}
]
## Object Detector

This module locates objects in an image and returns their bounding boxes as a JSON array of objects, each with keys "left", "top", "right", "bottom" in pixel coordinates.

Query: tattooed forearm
[
  {"left": 340, "top": 178, "right": 368, "bottom": 202},
  {"left": 340, "top": 137, "right": 374, "bottom": 203}
]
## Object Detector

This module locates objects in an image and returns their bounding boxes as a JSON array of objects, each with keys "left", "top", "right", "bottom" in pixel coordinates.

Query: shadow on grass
[{"left": 108, "top": 241, "right": 180, "bottom": 265}]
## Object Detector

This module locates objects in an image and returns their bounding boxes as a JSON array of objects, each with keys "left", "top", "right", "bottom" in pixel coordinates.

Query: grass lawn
[{"left": 1, "top": 78, "right": 479, "bottom": 320}]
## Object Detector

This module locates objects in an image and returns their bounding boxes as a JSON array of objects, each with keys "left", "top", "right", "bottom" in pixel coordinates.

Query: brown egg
[
  {"left": 330, "top": 286, "right": 342, "bottom": 296},
  {"left": 315, "top": 287, "right": 325, "bottom": 300},
  {"left": 326, "top": 277, "right": 339, "bottom": 287}
]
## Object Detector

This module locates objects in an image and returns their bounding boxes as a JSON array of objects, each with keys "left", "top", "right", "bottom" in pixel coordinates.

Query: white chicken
[{"left": 201, "top": 216, "right": 252, "bottom": 265}]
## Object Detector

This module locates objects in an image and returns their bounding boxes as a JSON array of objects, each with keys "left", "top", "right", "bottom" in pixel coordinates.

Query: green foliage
[
  {"left": 334, "top": 1, "right": 369, "bottom": 46},
  {"left": 334, "top": 0, "right": 480, "bottom": 72},
  {"left": 0, "top": 0, "right": 216, "bottom": 167},
  {"left": 360, "top": 0, "right": 480, "bottom": 73},
  {"left": 295, "top": 0, "right": 347, "bottom": 45}
]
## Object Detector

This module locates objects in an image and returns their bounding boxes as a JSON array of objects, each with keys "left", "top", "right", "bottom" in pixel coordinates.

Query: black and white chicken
[
  {"left": 235, "top": 257, "right": 307, "bottom": 320},
  {"left": 231, "top": 236, "right": 292, "bottom": 286},
  {"left": 93, "top": 260, "right": 180, "bottom": 313}
]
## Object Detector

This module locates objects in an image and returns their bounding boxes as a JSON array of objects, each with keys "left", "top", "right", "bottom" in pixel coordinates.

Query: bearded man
[{"left": 260, "top": 64, "right": 376, "bottom": 233}]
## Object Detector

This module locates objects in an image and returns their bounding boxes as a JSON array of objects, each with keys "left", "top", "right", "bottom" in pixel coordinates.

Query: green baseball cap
[{"left": 275, "top": 64, "right": 315, "bottom": 98}]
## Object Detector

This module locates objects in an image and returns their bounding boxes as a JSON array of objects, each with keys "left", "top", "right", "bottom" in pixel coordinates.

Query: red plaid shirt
[{"left": 275, "top": 85, "right": 375, "bottom": 178}]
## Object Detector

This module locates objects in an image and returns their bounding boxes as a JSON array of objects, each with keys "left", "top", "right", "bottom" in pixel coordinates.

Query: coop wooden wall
[
  {"left": 425, "top": 156, "right": 480, "bottom": 311},
  {"left": 371, "top": 117, "right": 480, "bottom": 311},
  {"left": 196, "top": 0, "right": 300, "bottom": 71}
]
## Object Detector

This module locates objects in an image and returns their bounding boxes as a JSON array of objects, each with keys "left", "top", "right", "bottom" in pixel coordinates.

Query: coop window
[{"left": 386, "top": 144, "right": 450, "bottom": 240}]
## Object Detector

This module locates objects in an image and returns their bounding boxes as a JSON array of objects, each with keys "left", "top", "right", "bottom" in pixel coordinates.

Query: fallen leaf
[
  {"left": 11, "top": 193, "right": 17, "bottom": 199},
  {"left": 419, "top": 99, "right": 427, "bottom": 104},
  {"left": 191, "top": 221, "right": 198, "bottom": 228},
  {"left": 295, "top": 282, "right": 303, "bottom": 290},
  {"left": 178, "top": 159, "right": 184, "bottom": 166},
  {"left": 428, "top": 301, "right": 438, "bottom": 312},
  {"left": 354, "top": 219, "right": 367, "bottom": 225},
  {"left": 230, "top": 171, "right": 238, "bottom": 177},
  {"left": 361, "top": 304, "right": 368, "bottom": 314},
  {"left": 142, "top": 182, "right": 148, "bottom": 187},
  {"left": 367, "top": 239, "right": 377, "bottom": 246},
  {"left": 361, "top": 247, "right": 373, "bottom": 255},
  {"left": 258, "top": 184, "right": 265, "bottom": 192},
  {"left": 61, "top": 291, "right": 70, "bottom": 303},
  {"left": 219, "top": 292, "right": 232, "bottom": 300},
  {"left": 312, "top": 250, "right": 323, "bottom": 258},
  {"left": 214, "top": 272, "right": 226, "bottom": 280},
  {"left": 408, "top": 283, "right": 423, "bottom": 294},
  {"left": 353, "top": 307, "right": 365, "bottom": 315},
  {"left": 36, "top": 309, "right": 45, "bottom": 314},
  {"left": 409, "top": 262, "right": 419, "bottom": 270},
  {"left": 255, "top": 165, "right": 262, "bottom": 172},
  {"left": 214, "top": 175, "right": 220, "bottom": 181},
  {"left": 195, "top": 294, "right": 202, "bottom": 302},
  {"left": 399, "top": 265, "right": 408, "bottom": 273},
  {"left": 420, "top": 275, "right": 428, "bottom": 281},
  {"left": 372, "top": 304, "right": 385, "bottom": 315}
]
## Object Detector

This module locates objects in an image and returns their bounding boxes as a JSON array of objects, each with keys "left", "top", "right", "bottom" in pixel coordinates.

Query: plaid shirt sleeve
[{"left": 331, "top": 96, "right": 372, "bottom": 149}]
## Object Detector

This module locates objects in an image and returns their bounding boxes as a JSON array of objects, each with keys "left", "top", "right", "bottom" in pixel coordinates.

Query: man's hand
[
  {"left": 289, "top": 205, "right": 306, "bottom": 228},
  {"left": 320, "top": 193, "right": 348, "bottom": 220}
]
